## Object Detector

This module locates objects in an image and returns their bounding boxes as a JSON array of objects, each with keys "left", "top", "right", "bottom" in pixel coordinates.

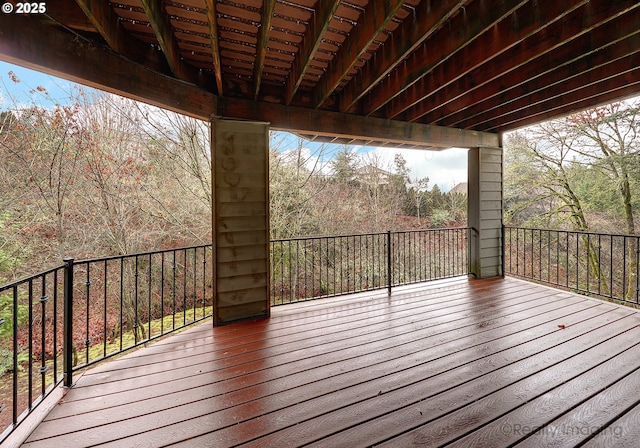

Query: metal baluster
[
  {"left": 63, "top": 257, "right": 74, "bottom": 388},
  {"left": 39, "top": 276, "right": 48, "bottom": 396},
  {"left": 27, "top": 280, "right": 33, "bottom": 407},
  {"left": 85, "top": 264, "right": 91, "bottom": 364}
]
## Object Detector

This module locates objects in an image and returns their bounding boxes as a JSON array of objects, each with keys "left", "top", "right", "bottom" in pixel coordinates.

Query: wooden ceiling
[{"left": 0, "top": 0, "right": 639, "bottom": 149}]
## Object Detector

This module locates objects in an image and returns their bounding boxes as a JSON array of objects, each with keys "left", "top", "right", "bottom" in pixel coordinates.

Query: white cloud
[
  {"left": 359, "top": 146, "right": 468, "bottom": 192},
  {"left": 272, "top": 131, "right": 469, "bottom": 191},
  {"left": 279, "top": 145, "right": 333, "bottom": 175}
]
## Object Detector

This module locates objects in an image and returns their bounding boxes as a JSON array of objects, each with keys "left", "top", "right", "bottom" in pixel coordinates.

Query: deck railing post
[
  {"left": 387, "top": 231, "right": 392, "bottom": 295},
  {"left": 501, "top": 224, "right": 506, "bottom": 277},
  {"left": 63, "top": 257, "right": 74, "bottom": 387}
]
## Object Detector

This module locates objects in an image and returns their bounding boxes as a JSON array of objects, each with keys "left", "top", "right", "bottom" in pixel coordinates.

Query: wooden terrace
[{"left": 22, "top": 277, "right": 640, "bottom": 447}]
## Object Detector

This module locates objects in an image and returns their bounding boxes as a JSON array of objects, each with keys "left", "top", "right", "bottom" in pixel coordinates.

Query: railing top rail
[
  {"left": 73, "top": 243, "right": 212, "bottom": 265},
  {"left": 271, "top": 227, "right": 470, "bottom": 243},
  {"left": 503, "top": 225, "right": 639, "bottom": 240},
  {"left": 392, "top": 227, "right": 471, "bottom": 235},
  {"left": 0, "top": 263, "right": 66, "bottom": 293}
]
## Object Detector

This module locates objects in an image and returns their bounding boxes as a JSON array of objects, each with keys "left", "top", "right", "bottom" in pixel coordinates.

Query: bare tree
[
  {"left": 0, "top": 97, "right": 83, "bottom": 259},
  {"left": 568, "top": 101, "right": 640, "bottom": 235},
  {"left": 270, "top": 135, "right": 329, "bottom": 238},
  {"left": 504, "top": 129, "right": 589, "bottom": 230}
]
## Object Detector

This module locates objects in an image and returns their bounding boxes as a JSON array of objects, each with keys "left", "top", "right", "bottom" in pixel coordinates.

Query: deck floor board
[{"left": 22, "top": 277, "right": 640, "bottom": 447}]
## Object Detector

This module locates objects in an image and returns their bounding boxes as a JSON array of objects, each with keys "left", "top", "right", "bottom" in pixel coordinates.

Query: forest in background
[
  {"left": 2, "top": 68, "right": 640, "bottom": 284},
  {"left": 0, "top": 76, "right": 466, "bottom": 283},
  {"left": 504, "top": 99, "right": 640, "bottom": 235}
]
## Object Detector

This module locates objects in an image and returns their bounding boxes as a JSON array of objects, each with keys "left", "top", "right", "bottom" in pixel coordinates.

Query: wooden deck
[{"left": 21, "top": 277, "right": 640, "bottom": 447}]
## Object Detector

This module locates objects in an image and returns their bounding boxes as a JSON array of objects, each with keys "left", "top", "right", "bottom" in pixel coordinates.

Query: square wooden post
[
  {"left": 211, "top": 118, "right": 270, "bottom": 324},
  {"left": 468, "top": 146, "right": 503, "bottom": 278}
]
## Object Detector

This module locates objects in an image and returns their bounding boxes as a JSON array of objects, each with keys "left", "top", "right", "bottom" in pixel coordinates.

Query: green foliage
[
  {"left": 330, "top": 146, "right": 359, "bottom": 185},
  {"left": 0, "top": 290, "right": 29, "bottom": 373},
  {"left": 430, "top": 209, "right": 453, "bottom": 228},
  {"left": 0, "top": 212, "right": 21, "bottom": 281}
]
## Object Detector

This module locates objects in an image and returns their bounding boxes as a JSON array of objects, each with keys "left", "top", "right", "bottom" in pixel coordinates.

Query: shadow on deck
[{"left": 21, "top": 277, "right": 640, "bottom": 447}]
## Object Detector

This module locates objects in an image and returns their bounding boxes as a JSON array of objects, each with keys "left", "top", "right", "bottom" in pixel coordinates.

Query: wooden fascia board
[
  {"left": 284, "top": 0, "right": 341, "bottom": 105},
  {"left": 337, "top": 0, "right": 466, "bottom": 113},
  {"left": 253, "top": 0, "right": 276, "bottom": 99},
  {"left": 204, "top": 0, "right": 224, "bottom": 95},
  {"left": 0, "top": 14, "right": 217, "bottom": 120},
  {"left": 313, "top": 0, "right": 406, "bottom": 108},
  {"left": 216, "top": 96, "right": 498, "bottom": 149},
  {"left": 364, "top": 0, "right": 530, "bottom": 118}
]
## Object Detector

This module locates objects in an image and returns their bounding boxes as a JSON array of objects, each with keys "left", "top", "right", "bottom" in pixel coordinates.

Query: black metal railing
[
  {"left": 504, "top": 226, "right": 640, "bottom": 305},
  {"left": 0, "top": 263, "right": 66, "bottom": 441},
  {"left": 1, "top": 228, "right": 469, "bottom": 442},
  {"left": 0, "top": 245, "right": 213, "bottom": 442},
  {"left": 270, "top": 228, "right": 470, "bottom": 304}
]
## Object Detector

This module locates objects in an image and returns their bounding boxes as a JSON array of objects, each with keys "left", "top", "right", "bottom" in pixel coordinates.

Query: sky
[
  {"left": 0, "top": 60, "right": 468, "bottom": 191},
  {"left": 0, "top": 61, "right": 77, "bottom": 108}
]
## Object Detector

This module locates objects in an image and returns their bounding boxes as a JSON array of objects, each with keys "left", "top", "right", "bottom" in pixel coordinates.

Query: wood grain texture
[
  {"left": 212, "top": 119, "right": 270, "bottom": 325},
  {"left": 22, "top": 277, "right": 640, "bottom": 447}
]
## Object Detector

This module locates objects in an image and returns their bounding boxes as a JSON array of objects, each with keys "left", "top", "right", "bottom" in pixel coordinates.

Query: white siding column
[
  {"left": 468, "top": 146, "right": 503, "bottom": 278},
  {"left": 211, "top": 118, "right": 270, "bottom": 324}
]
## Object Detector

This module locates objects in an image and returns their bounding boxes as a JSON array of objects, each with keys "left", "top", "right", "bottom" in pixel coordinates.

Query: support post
[
  {"left": 211, "top": 118, "right": 271, "bottom": 324},
  {"left": 387, "top": 230, "right": 392, "bottom": 295},
  {"left": 63, "top": 257, "right": 74, "bottom": 387},
  {"left": 468, "top": 146, "right": 504, "bottom": 278}
]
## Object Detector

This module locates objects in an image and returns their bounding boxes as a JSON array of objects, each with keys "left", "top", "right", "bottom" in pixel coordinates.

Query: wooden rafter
[
  {"left": 205, "top": 0, "right": 224, "bottom": 96},
  {"left": 462, "top": 43, "right": 640, "bottom": 130},
  {"left": 46, "top": 0, "right": 94, "bottom": 32},
  {"left": 3, "top": 0, "right": 639, "bottom": 137},
  {"left": 253, "top": 0, "right": 276, "bottom": 99},
  {"left": 285, "top": 0, "right": 341, "bottom": 105},
  {"left": 74, "top": 0, "right": 120, "bottom": 49},
  {"left": 313, "top": 0, "right": 406, "bottom": 108},
  {"left": 362, "top": 0, "right": 529, "bottom": 118},
  {"left": 338, "top": 0, "right": 466, "bottom": 113},
  {"left": 488, "top": 70, "right": 640, "bottom": 132},
  {"left": 392, "top": 0, "right": 594, "bottom": 122},
  {"left": 140, "top": 0, "right": 186, "bottom": 79},
  {"left": 434, "top": 6, "right": 640, "bottom": 129},
  {"left": 71, "top": 0, "right": 172, "bottom": 76}
]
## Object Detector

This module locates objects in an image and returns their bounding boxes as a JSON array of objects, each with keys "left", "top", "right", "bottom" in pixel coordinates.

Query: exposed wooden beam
[
  {"left": 216, "top": 96, "right": 498, "bottom": 149},
  {"left": 0, "top": 12, "right": 497, "bottom": 149},
  {"left": 47, "top": 0, "right": 95, "bottom": 32},
  {"left": 285, "top": 0, "right": 341, "bottom": 105},
  {"left": 337, "top": 0, "right": 466, "bottom": 113},
  {"left": 489, "top": 69, "right": 640, "bottom": 132},
  {"left": 313, "top": 0, "right": 406, "bottom": 108},
  {"left": 253, "top": 0, "right": 276, "bottom": 99},
  {"left": 0, "top": 14, "right": 217, "bottom": 120},
  {"left": 70, "top": 0, "right": 172, "bottom": 76},
  {"left": 139, "top": 0, "right": 191, "bottom": 82},
  {"left": 468, "top": 52, "right": 640, "bottom": 131},
  {"left": 363, "top": 0, "right": 530, "bottom": 118},
  {"left": 204, "top": 0, "right": 224, "bottom": 96},
  {"left": 443, "top": 10, "right": 640, "bottom": 129},
  {"left": 74, "top": 0, "right": 121, "bottom": 50},
  {"left": 398, "top": 0, "right": 621, "bottom": 123}
]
